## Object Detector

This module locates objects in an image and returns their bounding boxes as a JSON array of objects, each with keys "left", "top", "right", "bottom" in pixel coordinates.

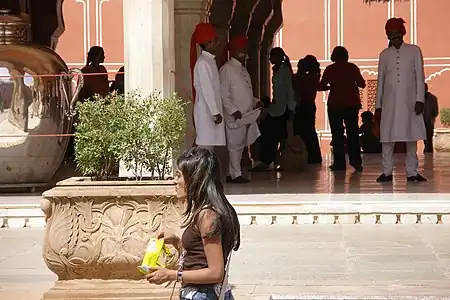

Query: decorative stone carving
[
  {"left": 434, "top": 129, "right": 450, "bottom": 152},
  {"left": 41, "top": 178, "right": 185, "bottom": 299}
]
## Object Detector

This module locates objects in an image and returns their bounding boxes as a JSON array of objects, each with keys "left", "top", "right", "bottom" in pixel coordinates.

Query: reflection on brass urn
[
  {"left": 0, "top": 10, "right": 82, "bottom": 184},
  {"left": 41, "top": 179, "right": 185, "bottom": 299}
]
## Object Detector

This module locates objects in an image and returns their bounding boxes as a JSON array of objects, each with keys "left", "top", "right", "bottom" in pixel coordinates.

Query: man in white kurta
[
  {"left": 190, "top": 23, "right": 226, "bottom": 149},
  {"left": 219, "top": 35, "right": 261, "bottom": 183},
  {"left": 375, "top": 18, "right": 427, "bottom": 182}
]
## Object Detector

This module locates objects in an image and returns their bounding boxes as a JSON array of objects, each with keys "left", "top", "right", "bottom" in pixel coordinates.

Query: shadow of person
[
  {"left": 331, "top": 171, "right": 346, "bottom": 193},
  {"left": 348, "top": 171, "right": 362, "bottom": 194}
]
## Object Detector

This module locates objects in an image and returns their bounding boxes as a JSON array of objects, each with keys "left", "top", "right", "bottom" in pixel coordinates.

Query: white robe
[
  {"left": 220, "top": 58, "right": 261, "bottom": 179},
  {"left": 193, "top": 51, "right": 226, "bottom": 146},
  {"left": 220, "top": 58, "right": 260, "bottom": 147},
  {"left": 375, "top": 43, "right": 426, "bottom": 143}
]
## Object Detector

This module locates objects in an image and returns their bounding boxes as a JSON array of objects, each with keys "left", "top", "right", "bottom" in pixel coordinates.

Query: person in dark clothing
[
  {"left": 110, "top": 66, "right": 125, "bottom": 95},
  {"left": 250, "top": 47, "right": 296, "bottom": 172},
  {"left": 359, "top": 111, "right": 381, "bottom": 153},
  {"left": 292, "top": 55, "right": 323, "bottom": 164},
  {"left": 423, "top": 83, "right": 439, "bottom": 153},
  {"left": 318, "top": 46, "right": 366, "bottom": 171}
]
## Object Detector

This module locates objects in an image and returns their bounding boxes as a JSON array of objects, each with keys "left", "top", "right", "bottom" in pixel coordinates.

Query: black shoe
[
  {"left": 329, "top": 165, "right": 346, "bottom": 171},
  {"left": 352, "top": 165, "right": 363, "bottom": 172},
  {"left": 308, "top": 158, "right": 323, "bottom": 165},
  {"left": 376, "top": 174, "right": 393, "bottom": 182},
  {"left": 230, "top": 176, "right": 250, "bottom": 184},
  {"left": 226, "top": 176, "right": 233, "bottom": 183},
  {"left": 407, "top": 173, "right": 427, "bottom": 182}
]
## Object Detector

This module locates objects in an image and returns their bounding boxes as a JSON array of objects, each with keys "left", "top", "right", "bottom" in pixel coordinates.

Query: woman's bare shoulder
[{"left": 197, "top": 209, "right": 218, "bottom": 233}]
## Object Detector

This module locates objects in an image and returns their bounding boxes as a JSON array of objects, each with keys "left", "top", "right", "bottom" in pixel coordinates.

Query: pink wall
[
  {"left": 56, "top": 0, "right": 450, "bottom": 131},
  {"left": 56, "top": 0, "right": 124, "bottom": 80},
  {"left": 280, "top": 0, "right": 450, "bottom": 131}
]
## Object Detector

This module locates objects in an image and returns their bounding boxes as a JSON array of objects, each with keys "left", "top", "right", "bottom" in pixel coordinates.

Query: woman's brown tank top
[{"left": 181, "top": 224, "right": 208, "bottom": 271}]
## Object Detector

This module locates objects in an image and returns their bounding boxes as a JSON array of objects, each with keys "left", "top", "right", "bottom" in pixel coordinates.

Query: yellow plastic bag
[{"left": 137, "top": 238, "right": 171, "bottom": 275}]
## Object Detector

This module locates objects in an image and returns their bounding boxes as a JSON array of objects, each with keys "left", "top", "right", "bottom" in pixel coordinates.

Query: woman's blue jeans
[{"left": 180, "top": 286, "right": 234, "bottom": 300}]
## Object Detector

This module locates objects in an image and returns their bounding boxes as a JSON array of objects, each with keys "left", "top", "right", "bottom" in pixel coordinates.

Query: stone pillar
[
  {"left": 246, "top": 0, "right": 272, "bottom": 164},
  {"left": 260, "top": 0, "right": 282, "bottom": 98},
  {"left": 174, "top": 0, "right": 210, "bottom": 149},
  {"left": 120, "top": 0, "right": 176, "bottom": 177},
  {"left": 259, "top": 38, "right": 272, "bottom": 99},
  {"left": 247, "top": 0, "right": 273, "bottom": 98},
  {"left": 230, "top": 2, "right": 257, "bottom": 37},
  {"left": 124, "top": 0, "right": 175, "bottom": 98},
  {"left": 210, "top": 0, "right": 233, "bottom": 66}
]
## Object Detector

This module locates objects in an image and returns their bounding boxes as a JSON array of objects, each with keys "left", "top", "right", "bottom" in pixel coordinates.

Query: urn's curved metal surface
[{"left": 0, "top": 10, "right": 83, "bottom": 184}]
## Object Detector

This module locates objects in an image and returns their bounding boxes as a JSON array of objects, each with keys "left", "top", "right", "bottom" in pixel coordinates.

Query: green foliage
[
  {"left": 440, "top": 108, "right": 450, "bottom": 127},
  {"left": 74, "top": 91, "right": 186, "bottom": 180}
]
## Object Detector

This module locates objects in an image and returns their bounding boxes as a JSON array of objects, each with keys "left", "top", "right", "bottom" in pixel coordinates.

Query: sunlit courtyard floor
[
  {"left": 225, "top": 153, "right": 450, "bottom": 197},
  {"left": 1, "top": 152, "right": 450, "bottom": 228}
]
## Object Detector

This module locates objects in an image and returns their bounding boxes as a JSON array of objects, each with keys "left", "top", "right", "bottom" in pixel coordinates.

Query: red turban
[
  {"left": 385, "top": 18, "right": 406, "bottom": 36},
  {"left": 219, "top": 35, "right": 249, "bottom": 68},
  {"left": 190, "top": 23, "right": 218, "bottom": 103},
  {"left": 228, "top": 35, "right": 248, "bottom": 51}
]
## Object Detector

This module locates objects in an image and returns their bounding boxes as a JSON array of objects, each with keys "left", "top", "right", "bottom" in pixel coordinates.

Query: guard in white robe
[
  {"left": 220, "top": 35, "right": 261, "bottom": 183},
  {"left": 375, "top": 18, "right": 427, "bottom": 182},
  {"left": 190, "top": 23, "right": 226, "bottom": 148}
]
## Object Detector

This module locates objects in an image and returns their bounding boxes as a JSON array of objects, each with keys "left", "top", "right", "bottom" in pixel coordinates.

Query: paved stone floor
[
  {"left": 226, "top": 153, "right": 450, "bottom": 196},
  {"left": 2, "top": 225, "right": 450, "bottom": 299}
]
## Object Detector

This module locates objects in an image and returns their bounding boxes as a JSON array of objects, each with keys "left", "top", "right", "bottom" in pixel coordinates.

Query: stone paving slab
[{"left": 2, "top": 225, "right": 450, "bottom": 299}]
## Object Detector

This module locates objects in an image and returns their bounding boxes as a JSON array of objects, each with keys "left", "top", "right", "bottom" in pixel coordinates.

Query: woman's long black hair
[
  {"left": 86, "top": 46, "right": 104, "bottom": 67},
  {"left": 270, "top": 47, "right": 293, "bottom": 75},
  {"left": 177, "top": 147, "right": 241, "bottom": 253},
  {"left": 297, "top": 55, "right": 320, "bottom": 76}
]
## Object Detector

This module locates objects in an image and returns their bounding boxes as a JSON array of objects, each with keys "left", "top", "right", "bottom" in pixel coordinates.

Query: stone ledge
[{"left": 3, "top": 213, "right": 450, "bottom": 228}]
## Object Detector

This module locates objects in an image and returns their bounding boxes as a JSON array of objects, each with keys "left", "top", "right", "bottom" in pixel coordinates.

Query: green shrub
[
  {"left": 74, "top": 91, "right": 186, "bottom": 180},
  {"left": 440, "top": 108, "right": 450, "bottom": 127}
]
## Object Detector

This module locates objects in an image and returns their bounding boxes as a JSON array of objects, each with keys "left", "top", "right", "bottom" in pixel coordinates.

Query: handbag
[{"left": 217, "top": 252, "right": 233, "bottom": 300}]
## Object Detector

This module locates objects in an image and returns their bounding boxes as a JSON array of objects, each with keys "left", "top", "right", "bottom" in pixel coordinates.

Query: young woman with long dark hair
[
  {"left": 292, "top": 55, "right": 323, "bottom": 164},
  {"left": 65, "top": 46, "right": 110, "bottom": 163},
  {"left": 79, "top": 46, "right": 110, "bottom": 101},
  {"left": 146, "top": 147, "right": 240, "bottom": 300},
  {"left": 250, "top": 47, "right": 296, "bottom": 172}
]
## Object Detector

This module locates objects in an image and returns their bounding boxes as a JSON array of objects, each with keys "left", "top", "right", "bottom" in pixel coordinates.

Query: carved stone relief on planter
[{"left": 40, "top": 178, "right": 185, "bottom": 299}]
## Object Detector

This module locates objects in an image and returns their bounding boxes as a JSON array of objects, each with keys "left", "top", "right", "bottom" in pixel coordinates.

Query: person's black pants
[
  {"left": 261, "top": 113, "right": 288, "bottom": 166},
  {"left": 294, "top": 104, "right": 322, "bottom": 164},
  {"left": 424, "top": 121, "right": 434, "bottom": 153},
  {"left": 327, "top": 107, "right": 362, "bottom": 168}
]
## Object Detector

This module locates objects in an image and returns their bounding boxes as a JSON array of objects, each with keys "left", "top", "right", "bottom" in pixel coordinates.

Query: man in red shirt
[{"left": 319, "top": 46, "right": 366, "bottom": 171}]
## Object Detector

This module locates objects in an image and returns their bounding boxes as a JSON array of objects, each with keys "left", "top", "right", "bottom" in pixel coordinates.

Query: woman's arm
[
  {"left": 147, "top": 210, "right": 225, "bottom": 285},
  {"left": 353, "top": 64, "right": 366, "bottom": 89},
  {"left": 181, "top": 210, "right": 225, "bottom": 284},
  {"left": 317, "top": 67, "right": 330, "bottom": 91}
]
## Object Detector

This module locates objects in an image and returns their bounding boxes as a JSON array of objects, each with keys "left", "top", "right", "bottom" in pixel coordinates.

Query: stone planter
[
  {"left": 40, "top": 177, "right": 185, "bottom": 300},
  {"left": 434, "top": 128, "right": 450, "bottom": 152}
]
